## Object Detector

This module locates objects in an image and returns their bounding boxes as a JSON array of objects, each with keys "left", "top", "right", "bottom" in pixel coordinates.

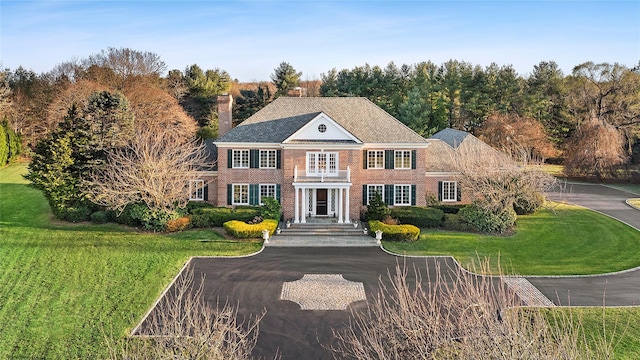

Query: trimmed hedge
[
  {"left": 432, "top": 204, "right": 465, "bottom": 214},
  {"left": 223, "top": 219, "right": 279, "bottom": 239},
  {"left": 390, "top": 206, "right": 444, "bottom": 228},
  {"left": 189, "top": 206, "right": 261, "bottom": 228},
  {"left": 166, "top": 217, "right": 191, "bottom": 232},
  {"left": 368, "top": 220, "right": 420, "bottom": 242}
]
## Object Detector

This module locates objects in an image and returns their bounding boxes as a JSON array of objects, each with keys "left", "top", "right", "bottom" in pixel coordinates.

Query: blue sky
[{"left": 1, "top": 1, "right": 638, "bottom": 81}]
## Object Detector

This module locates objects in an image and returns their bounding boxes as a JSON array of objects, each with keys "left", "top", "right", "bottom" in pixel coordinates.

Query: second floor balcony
[{"left": 293, "top": 165, "right": 351, "bottom": 183}]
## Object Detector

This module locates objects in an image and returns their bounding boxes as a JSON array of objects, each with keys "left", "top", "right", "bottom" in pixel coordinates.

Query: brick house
[{"left": 190, "top": 95, "right": 484, "bottom": 224}]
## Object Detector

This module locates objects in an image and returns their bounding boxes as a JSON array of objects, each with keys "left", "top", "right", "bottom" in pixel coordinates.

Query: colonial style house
[{"left": 191, "top": 95, "right": 485, "bottom": 224}]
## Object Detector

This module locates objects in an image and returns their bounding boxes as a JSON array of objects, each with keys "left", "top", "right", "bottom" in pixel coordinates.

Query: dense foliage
[
  {"left": 389, "top": 206, "right": 445, "bottom": 228},
  {"left": 0, "top": 118, "right": 21, "bottom": 165},
  {"left": 223, "top": 219, "right": 278, "bottom": 238},
  {"left": 367, "top": 220, "right": 420, "bottom": 242},
  {"left": 188, "top": 205, "right": 262, "bottom": 228}
]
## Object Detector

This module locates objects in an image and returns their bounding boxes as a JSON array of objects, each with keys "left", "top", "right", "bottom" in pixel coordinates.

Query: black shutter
[
  {"left": 227, "top": 184, "right": 232, "bottom": 205},
  {"left": 384, "top": 184, "right": 394, "bottom": 205},
  {"left": 276, "top": 184, "right": 281, "bottom": 204},
  {"left": 411, "top": 185, "right": 416, "bottom": 206},
  {"left": 250, "top": 149, "right": 259, "bottom": 168},
  {"left": 249, "top": 184, "right": 259, "bottom": 205},
  {"left": 363, "top": 150, "right": 368, "bottom": 169},
  {"left": 385, "top": 150, "right": 394, "bottom": 169},
  {"left": 203, "top": 185, "right": 209, "bottom": 201},
  {"left": 438, "top": 181, "right": 443, "bottom": 202},
  {"left": 456, "top": 182, "right": 462, "bottom": 202},
  {"left": 362, "top": 184, "right": 368, "bottom": 205},
  {"left": 411, "top": 150, "right": 417, "bottom": 169},
  {"left": 227, "top": 149, "right": 233, "bottom": 168},
  {"left": 276, "top": 150, "right": 282, "bottom": 169}
]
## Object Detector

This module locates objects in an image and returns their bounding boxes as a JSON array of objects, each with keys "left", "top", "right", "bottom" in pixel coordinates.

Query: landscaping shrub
[
  {"left": 166, "top": 217, "right": 191, "bottom": 232},
  {"left": 223, "top": 219, "right": 279, "bottom": 239},
  {"left": 189, "top": 206, "right": 261, "bottom": 228},
  {"left": 390, "top": 206, "right": 445, "bottom": 228},
  {"left": 364, "top": 192, "right": 390, "bottom": 221},
  {"left": 90, "top": 210, "right": 109, "bottom": 224},
  {"left": 186, "top": 201, "right": 214, "bottom": 213},
  {"left": 442, "top": 213, "right": 478, "bottom": 232},
  {"left": 514, "top": 192, "right": 545, "bottom": 215},
  {"left": 116, "top": 203, "right": 179, "bottom": 231},
  {"left": 56, "top": 204, "right": 92, "bottom": 223},
  {"left": 459, "top": 203, "right": 517, "bottom": 234},
  {"left": 368, "top": 220, "right": 420, "bottom": 242},
  {"left": 432, "top": 204, "right": 465, "bottom": 214},
  {"left": 260, "top": 197, "right": 281, "bottom": 220}
]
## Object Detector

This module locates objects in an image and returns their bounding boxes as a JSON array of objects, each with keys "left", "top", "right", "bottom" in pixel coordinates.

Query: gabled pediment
[{"left": 283, "top": 112, "right": 362, "bottom": 143}]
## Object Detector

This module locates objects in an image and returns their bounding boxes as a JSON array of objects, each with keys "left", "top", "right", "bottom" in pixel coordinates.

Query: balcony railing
[{"left": 293, "top": 166, "right": 351, "bottom": 183}]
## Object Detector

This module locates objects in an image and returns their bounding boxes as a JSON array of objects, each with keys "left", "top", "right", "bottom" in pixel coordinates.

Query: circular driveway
[
  {"left": 531, "top": 183, "right": 640, "bottom": 306},
  {"left": 138, "top": 248, "right": 463, "bottom": 359},
  {"left": 136, "top": 183, "right": 640, "bottom": 359}
]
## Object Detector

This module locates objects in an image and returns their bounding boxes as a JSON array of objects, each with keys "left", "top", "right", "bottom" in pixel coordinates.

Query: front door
[{"left": 316, "top": 189, "right": 328, "bottom": 215}]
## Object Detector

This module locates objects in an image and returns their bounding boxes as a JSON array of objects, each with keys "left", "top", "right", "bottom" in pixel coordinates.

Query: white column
[
  {"left": 337, "top": 188, "right": 343, "bottom": 223},
  {"left": 294, "top": 187, "right": 299, "bottom": 223},
  {"left": 301, "top": 188, "right": 307, "bottom": 223},
  {"left": 345, "top": 187, "right": 350, "bottom": 223}
]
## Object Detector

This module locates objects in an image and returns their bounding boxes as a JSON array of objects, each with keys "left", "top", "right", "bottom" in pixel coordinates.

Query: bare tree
[
  {"left": 46, "top": 79, "right": 109, "bottom": 132},
  {"left": 478, "top": 113, "right": 559, "bottom": 163},
  {"left": 87, "top": 47, "right": 167, "bottom": 89},
  {"left": 89, "top": 129, "right": 207, "bottom": 213},
  {"left": 109, "top": 269, "right": 267, "bottom": 360},
  {"left": 452, "top": 138, "right": 558, "bottom": 216},
  {"left": 123, "top": 82, "right": 198, "bottom": 140},
  {"left": 564, "top": 117, "right": 627, "bottom": 178},
  {"left": 332, "top": 259, "right": 618, "bottom": 359}
]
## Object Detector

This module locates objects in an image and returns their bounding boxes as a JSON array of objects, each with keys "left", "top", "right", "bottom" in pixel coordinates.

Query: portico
[{"left": 293, "top": 184, "right": 351, "bottom": 224}]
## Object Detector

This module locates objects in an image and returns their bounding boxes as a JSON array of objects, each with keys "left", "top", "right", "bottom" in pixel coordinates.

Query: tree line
[{"left": 2, "top": 49, "right": 639, "bottom": 179}]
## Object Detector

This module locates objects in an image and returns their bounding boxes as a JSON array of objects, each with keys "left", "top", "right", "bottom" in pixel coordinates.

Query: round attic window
[{"left": 318, "top": 124, "right": 327, "bottom": 133}]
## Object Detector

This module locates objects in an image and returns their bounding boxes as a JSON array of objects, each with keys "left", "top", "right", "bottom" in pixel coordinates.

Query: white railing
[{"left": 294, "top": 166, "right": 351, "bottom": 182}]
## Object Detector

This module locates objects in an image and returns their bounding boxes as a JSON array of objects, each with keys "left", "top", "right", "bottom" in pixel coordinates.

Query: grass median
[
  {"left": 0, "top": 164, "right": 261, "bottom": 359},
  {"left": 383, "top": 202, "right": 640, "bottom": 276}
]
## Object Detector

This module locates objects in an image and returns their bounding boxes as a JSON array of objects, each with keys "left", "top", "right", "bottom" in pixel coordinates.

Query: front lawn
[
  {"left": 0, "top": 164, "right": 261, "bottom": 359},
  {"left": 383, "top": 203, "right": 640, "bottom": 275}
]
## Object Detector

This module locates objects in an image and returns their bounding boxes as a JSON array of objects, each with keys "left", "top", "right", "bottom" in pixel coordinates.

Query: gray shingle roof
[
  {"left": 216, "top": 97, "right": 427, "bottom": 144},
  {"left": 428, "top": 128, "right": 471, "bottom": 149}
]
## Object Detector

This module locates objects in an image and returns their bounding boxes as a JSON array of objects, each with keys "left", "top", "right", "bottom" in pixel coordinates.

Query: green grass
[
  {"left": 0, "top": 164, "right": 261, "bottom": 359},
  {"left": 545, "top": 307, "right": 640, "bottom": 359},
  {"left": 383, "top": 203, "right": 640, "bottom": 275}
]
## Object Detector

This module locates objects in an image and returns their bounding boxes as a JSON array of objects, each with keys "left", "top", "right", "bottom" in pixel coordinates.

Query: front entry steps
[{"left": 267, "top": 219, "right": 380, "bottom": 247}]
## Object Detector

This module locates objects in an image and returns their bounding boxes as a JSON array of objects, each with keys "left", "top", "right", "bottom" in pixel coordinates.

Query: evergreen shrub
[
  {"left": 389, "top": 206, "right": 444, "bottom": 228},
  {"left": 223, "top": 219, "right": 278, "bottom": 239},
  {"left": 368, "top": 220, "right": 420, "bottom": 242}
]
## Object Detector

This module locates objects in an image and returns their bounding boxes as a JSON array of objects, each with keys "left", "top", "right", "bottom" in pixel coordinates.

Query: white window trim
[
  {"left": 259, "top": 184, "right": 276, "bottom": 205},
  {"left": 232, "top": 184, "right": 249, "bottom": 205},
  {"left": 189, "top": 180, "right": 205, "bottom": 201},
  {"left": 367, "top": 150, "right": 385, "bottom": 169},
  {"left": 259, "top": 150, "right": 277, "bottom": 169},
  {"left": 442, "top": 181, "right": 458, "bottom": 202},
  {"left": 306, "top": 151, "right": 339, "bottom": 176},
  {"left": 394, "top": 184, "right": 412, "bottom": 206},
  {"left": 367, "top": 184, "right": 384, "bottom": 205},
  {"left": 394, "top": 150, "right": 412, "bottom": 169},
  {"left": 232, "top": 149, "right": 249, "bottom": 169}
]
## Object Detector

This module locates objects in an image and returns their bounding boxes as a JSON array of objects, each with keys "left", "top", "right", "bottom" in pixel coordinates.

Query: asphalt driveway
[
  {"left": 531, "top": 183, "right": 640, "bottom": 306},
  {"left": 136, "top": 248, "right": 465, "bottom": 359},
  {"left": 134, "top": 183, "right": 640, "bottom": 359}
]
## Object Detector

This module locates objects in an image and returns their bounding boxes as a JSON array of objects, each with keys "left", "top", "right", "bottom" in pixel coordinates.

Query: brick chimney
[{"left": 217, "top": 94, "right": 233, "bottom": 137}]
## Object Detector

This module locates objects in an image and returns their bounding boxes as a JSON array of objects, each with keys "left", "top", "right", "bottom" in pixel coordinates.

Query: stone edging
[
  {"left": 626, "top": 199, "right": 640, "bottom": 211},
  {"left": 129, "top": 243, "right": 266, "bottom": 336},
  {"left": 378, "top": 243, "right": 640, "bottom": 279}
]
